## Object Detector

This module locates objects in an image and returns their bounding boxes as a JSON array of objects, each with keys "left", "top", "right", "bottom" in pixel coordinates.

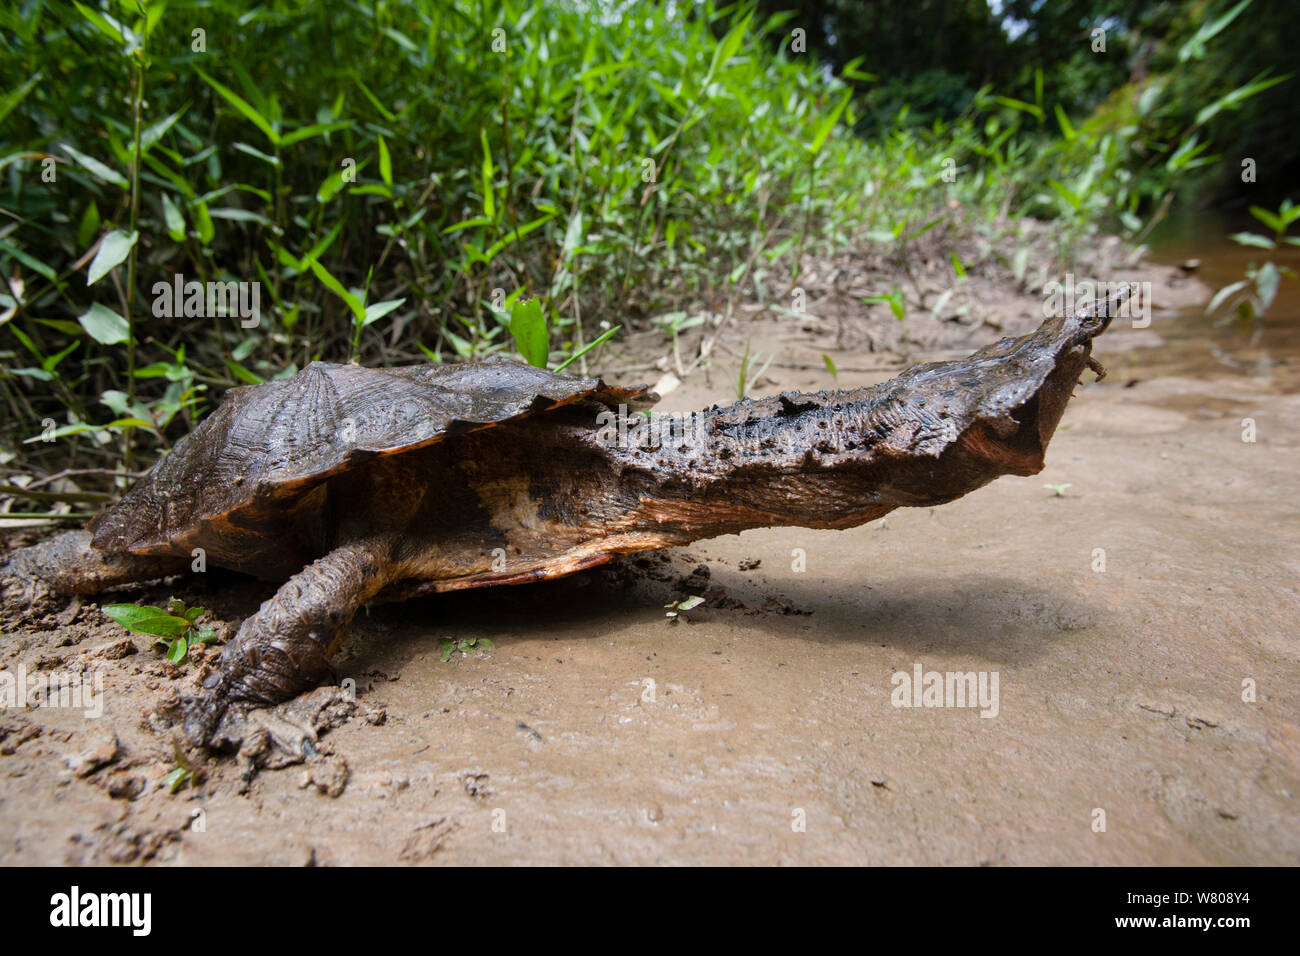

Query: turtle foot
[
  {"left": 0, "top": 552, "right": 61, "bottom": 625},
  {"left": 181, "top": 684, "right": 357, "bottom": 769}
]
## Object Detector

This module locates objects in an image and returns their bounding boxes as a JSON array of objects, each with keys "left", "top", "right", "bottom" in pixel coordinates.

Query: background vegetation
[{"left": 0, "top": 0, "right": 1285, "bottom": 503}]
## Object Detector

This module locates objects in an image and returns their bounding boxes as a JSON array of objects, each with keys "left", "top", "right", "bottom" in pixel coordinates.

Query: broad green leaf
[
  {"left": 362, "top": 297, "right": 405, "bottom": 327},
  {"left": 103, "top": 604, "right": 191, "bottom": 639},
  {"left": 77, "top": 201, "right": 101, "bottom": 249},
  {"left": 377, "top": 135, "right": 393, "bottom": 190},
  {"left": 1230, "top": 232, "right": 1274, "bottom": 249},
  {"left": 164, "top": 767, "right": 191, "bottom": 793},
  {"left": 61, "top": 144, "right": 127, "bottom": 187},
  {"left": 34, "top": 319, "right": 84, "bottom": 336},
  {"left": 994, "top": 96, "right": 1043, "bottom": 121},
  {"left": 226, "top": 360, "right": 265, "bottom": 385},
  {"left": 809, "top": 90, "right": 852, "bottom": 157},
  {"left": 72, "top": 1, "right": 138, "bottom": 50},
  {"left": 0, "top": 72, "right": 41, "bottom": 128},
  {"left": 887, "top": 290, "right": 905, "bottom": 320},
  {"left": 1248, "top": 205, "right": 1284, "bottom": 234},
  {"left": 279, "top": 121, "right": 351, "bottom": 147},
  {"left": 382, "top": 26, "right": 419, "bottom": 52},
  {"left": 166, "top": 636, "right": 189, "bottom": 663},
  {"left": 0, "top": 241, "right": 57, "bottom": 281},
  {"left": 161, "top": 194, "right": 185, "bottom": 241},
  {"left": 317, "top": 159, "right": 368, "bottom": 203},
  {"left": 86, "top": 229, "right": 137, "bottom": 285},
  {"left": 1047, "top": 179, "right": 1082, "bottom": 210},
  {"left": 42, "top": 340, "right": 80, "bottom": 372},
  {"left": 192, "top": 201, "right": 215, "bottom": 245},
  {"left": 509, "top": 298, "right": 548, "bottom": 368},
  {"left": 140, "top": 108, "right": 186, "bottom": 154},
  {"left": 1165, "top": 134, "right": 1210, "bottom": 173},
  {"left": 196, "top": 69, "right": 280, "bottom": 145},
  {"left": 208, "top": 208, "right": 274, "bottom": 227},
  {"left": 78, "top": 303, "right": 130, "bottom": 344},
  {"left": 306, "top": 258, "right": 365, "bottom": 321},
  {"left": 232, "top": 141, "right": 280, "bottom": 166},
  {"left": 708, "top": 7, "right": 753, "bottom": 79},
  {"left": 1206, "top": 279, "right": 1250, "bottom": 315},
  {"left": 1195, "top": 73, "right": 1289, "bottom": 126},
  {"left": 1053, "top": 104, "right": 1074, "bottom": 140},
  {"left": 1137, "top": 81, "right": 1164, "bottom": 118},
  {"left": 1255, "top": 261, "right": 1280, "bottom": 310},
  {"left": 1179, "top": 0, "right": 1252, "bottom": 62},
  {"left": 480, "top": 129, "right": 496, "bottom": 219}
]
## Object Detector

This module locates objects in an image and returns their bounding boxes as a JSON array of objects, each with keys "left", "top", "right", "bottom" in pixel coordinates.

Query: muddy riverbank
[{"left": 2, "top": 239, "right": 1297, "bottom": 865}]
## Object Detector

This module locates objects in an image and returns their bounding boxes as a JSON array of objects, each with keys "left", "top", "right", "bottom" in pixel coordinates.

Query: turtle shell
[{"left": 88, "top": 359, "right": 654, "bottom": 573}]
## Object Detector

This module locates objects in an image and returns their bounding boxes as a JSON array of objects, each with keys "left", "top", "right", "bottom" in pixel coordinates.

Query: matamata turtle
[{"left": 1, "top": 298, "right": 1119, "bottom": 750}]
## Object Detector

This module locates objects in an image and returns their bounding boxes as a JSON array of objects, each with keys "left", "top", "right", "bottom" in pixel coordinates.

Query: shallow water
[{"left": 1134, "top": 209, "right": 1300, "bottom": 391}]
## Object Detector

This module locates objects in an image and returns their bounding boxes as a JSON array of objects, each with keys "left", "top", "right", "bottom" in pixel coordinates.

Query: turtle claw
[
  {"left": 180, "top": 674, "right": 235, "bottom": 750},
  {"left": 0, "top": 555, "right": 59, "bottom": 625},
  {"left": 244, "top": 708, "right": 321, "bottom": 761},
  {"left": 180, "top": 682, "right": 354, "bottom": 769}
]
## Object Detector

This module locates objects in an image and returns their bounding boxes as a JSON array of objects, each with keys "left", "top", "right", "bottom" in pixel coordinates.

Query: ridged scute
[{"left": 89, "top": 359, "right": 654, "bottom": 557}]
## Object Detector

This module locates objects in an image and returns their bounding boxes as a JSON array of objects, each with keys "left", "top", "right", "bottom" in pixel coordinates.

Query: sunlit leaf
[
  {"left": 78, "top": 303, "right": 130, "bottom": 344},
  {"left": 86, "top": 230, "right": 138, "bottom": 285}
]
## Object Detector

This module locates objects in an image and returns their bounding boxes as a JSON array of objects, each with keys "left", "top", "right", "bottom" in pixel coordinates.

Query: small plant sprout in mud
[
  {"left": 665, "top": 596, "right": 705, "bottom": 624},
  {"left": 1044, "top": 482, "right": 1073, "bottom": 497},
  {"left": 736, "top": 342, "right": 773, "bottom": 400},
  {"left": 102, "top": 598, "right": 216, "bottom": 664},
  {"left": 163, "top": 741, "right": 198, "bottom": 794},
  {"left": 654, "top": 311, "right": 709, "bottom": 377},
  {"left": 863, "top": 285, "right": 909, "bottom": 350},
  {"left": 439, "top": 637, "right": 496, "bottom": 662}
]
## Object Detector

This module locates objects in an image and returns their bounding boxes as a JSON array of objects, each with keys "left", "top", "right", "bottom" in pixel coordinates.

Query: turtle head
[{"left": 803, "top": 288, "right": 1127, "bottom": 495}]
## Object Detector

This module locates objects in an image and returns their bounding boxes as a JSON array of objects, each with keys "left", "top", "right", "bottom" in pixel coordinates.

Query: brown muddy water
[
  {"left": 1, "top": 226, "right": 1297, "bottom": 865},
  {"left": 1124, "top": 210, "right": 1300, "bottom": 391}
]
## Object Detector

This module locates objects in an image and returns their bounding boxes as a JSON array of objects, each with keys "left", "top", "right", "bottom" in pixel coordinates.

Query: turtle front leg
[
  {"left": 182, "top": 540, "right": 396, "bottom": 749},
  {"left": 2, "top": 530, "right": 188, "bottom": 620}
]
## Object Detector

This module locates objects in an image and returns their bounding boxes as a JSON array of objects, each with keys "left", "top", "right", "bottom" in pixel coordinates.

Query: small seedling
[
  {"left": 665, "top": 595, "right": 705, "bottom": 623},
  {"left": 163, "top": 741, "right": 196, "bottom": 794},
  {"left": 736, "top": 343, "right": 773, "bottom": 400},
  {"left": 439, "top": 636, "right": 496, "bottom": 662},
  {"left": 1044, "top": 482, "right": 1072, "bottom": 497},
  {"left": 102, "top": 597, "right": 217, "bottom": 664}
]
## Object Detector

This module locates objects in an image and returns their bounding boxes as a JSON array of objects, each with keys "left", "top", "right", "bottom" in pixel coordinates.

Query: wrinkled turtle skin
[{"left": 1, "top": 296, "right": 1120, "bottom": 751}]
